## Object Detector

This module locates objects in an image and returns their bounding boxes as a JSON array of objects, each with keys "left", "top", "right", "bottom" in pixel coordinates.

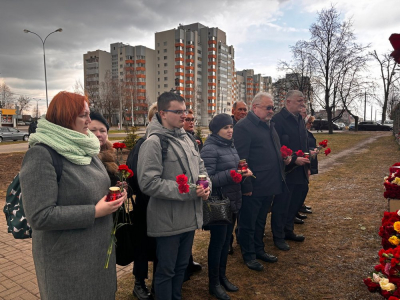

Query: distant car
[
  {"left": 17, "top": 121, "right": 25, "bottom": 126},
  {"left": 311, "top": 119, "right": 340, "bottom": 131},
  {"left": 384, "top": 120, "right": 393, "bottom": 129},
  {"left": 0, "top": 127, "right": 29, "bottom": 142},
  {"left": 349, "top": 123, "right": 355, "bottom": 131},
  {"left": 24, "top": 121, "right": 32, "bottom": 125},
  {"left": 358, "top": 121, "right": 392, "bottom": 131},
  {"left": 334, "top": 122, "right": 346, "bottom": 130}
]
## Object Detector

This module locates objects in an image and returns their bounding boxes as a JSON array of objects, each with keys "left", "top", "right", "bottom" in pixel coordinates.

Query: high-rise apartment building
[
  {"left": 236, "top": 69, "right": 273, "bottom": 105},
  {"left": 155, "top": 23, "right": 235, "bottom": 126},
  {"left": 110, "top": 43, "right": 156, "bottom": 125},
  {"left": 83, "top": 50, "right": 112, "bottom": 108}
]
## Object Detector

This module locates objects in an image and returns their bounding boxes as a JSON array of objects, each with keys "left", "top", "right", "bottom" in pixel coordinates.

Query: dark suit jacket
[
  {"left": 233, "top": 111, "right": 286, "bottom": 197},
  {"left": 272, "top": 107, "right": 309, "bottom": 185}
]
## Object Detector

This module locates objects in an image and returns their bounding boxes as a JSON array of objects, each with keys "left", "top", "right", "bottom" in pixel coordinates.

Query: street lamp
[{"left": 23, "top": 28, "right": 63, "bottom": 109}]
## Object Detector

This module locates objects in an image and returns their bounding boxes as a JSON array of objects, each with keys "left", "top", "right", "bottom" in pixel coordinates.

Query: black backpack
[{"left": 3, "top": 144, "right": 63, "bottom": 239}]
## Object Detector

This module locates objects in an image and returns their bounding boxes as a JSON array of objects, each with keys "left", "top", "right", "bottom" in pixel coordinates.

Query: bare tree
[
  {"left": 99, "top": 71, "right": 119, "bottom": 126},
  {"left": 300, "top": 6, "right": 369, "bottom": 133},
  {"left": 370, "top": 50, "right": 400, "bottom": 123},
  {"left": 16, "top": 96, "right": 32, "bottom": 116},
  {"left": 0, "top": 82, "right": 15, "bottom": 108}
]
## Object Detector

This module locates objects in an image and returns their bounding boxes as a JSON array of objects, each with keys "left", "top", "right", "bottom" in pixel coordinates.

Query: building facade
[{"left": 155, "top": 23, "right": 235, "bottom": 126}]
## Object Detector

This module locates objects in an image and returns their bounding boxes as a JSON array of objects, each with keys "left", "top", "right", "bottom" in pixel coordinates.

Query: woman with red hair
[{"left": 19, "top": 91, "right": 126, "bottom": 300}]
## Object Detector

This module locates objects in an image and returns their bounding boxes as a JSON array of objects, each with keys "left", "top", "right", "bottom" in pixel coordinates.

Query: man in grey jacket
[{"left": 138, "top": 92, "right": 210, "bottom": 300}]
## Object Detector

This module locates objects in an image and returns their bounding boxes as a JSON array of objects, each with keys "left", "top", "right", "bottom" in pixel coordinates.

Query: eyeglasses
[
  {"left": 184, "top": 118, "right": 195, "bottom": 122},
  {"left": 163, "top": 109, "right": 189, "bottom": 115},
  {"left": 256, "top": 105, "right": 276, "bottom": 111}
]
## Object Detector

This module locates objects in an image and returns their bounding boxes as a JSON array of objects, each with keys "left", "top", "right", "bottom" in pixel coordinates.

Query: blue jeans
[
  {"left": 238, "top": 195, "right": 273, "bottom": 262},
  {"left": 154, "top": 231, "right": 195, "bottom": 300}
]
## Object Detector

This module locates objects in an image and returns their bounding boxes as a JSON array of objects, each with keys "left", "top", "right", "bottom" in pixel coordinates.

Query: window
[
  {"left": 164, "top": 63, "right": 168, "bottom": 67},
  {"left": 164, "top": 77, "right": 168, "bottom": 81},
  {"left": 158, "top": 85, "right": 160, "bottom": 88},
  {"left": 157, "top": 64, "right": 160, "bottom": 67},
  {"left": 164, "top": 84, "right": 168, "bottom": 87},
  {"left": 157, "top": 43, "right": 160, "bottom": 47},
  {"left": 163, "top": 41, "right": 167, "bottom": 46},
  {"left": 157, "top": 50, "right": 160, "bottom": 54},
  {"left": 120, "top": 57, "right": 123, "bottom": 61},
  {"left": 164, "top": 70, "right": 168, "bottom": 74},
  {"left": 158, "top": 71, "right": 160, "bottom": 75},
  {"left": 158, "top": 57, "right": 160, "bottom": 61},
  {"left": 120, "top": 64, "right": 123, "bottom": 68},
  {"left": 163, "top": 49, "right": 167, "bottom": 53},
  {"left": 158, "top": 78, "right": 160, "bottom": 82},
  {"left": 164, "top": 56, "right": 167, "bottom": 60}
]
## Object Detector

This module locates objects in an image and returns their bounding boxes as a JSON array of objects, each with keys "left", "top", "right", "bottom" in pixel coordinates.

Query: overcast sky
[{"left": 0, "top": 0, "right": 398, "bottom": 114}]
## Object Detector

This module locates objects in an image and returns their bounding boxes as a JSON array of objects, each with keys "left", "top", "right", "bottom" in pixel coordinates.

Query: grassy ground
[{"left": 115, "top": 132, "right": 397, "bottom": 300}]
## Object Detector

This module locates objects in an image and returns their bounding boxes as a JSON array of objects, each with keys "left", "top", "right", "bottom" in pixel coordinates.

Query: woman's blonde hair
[{"left": 148, "top": 102, "right": 158, "bottom": 122}]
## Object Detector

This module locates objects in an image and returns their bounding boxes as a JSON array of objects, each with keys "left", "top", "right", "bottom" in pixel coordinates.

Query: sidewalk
[{"left": 0, "top": 197, "right": 133, "bottom": 300}]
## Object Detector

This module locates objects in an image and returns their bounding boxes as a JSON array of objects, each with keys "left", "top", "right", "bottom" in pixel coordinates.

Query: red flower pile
[
  {"left": 379, "top": 211, "right": 400, "bottom": 249},
  {"left": 230, "top": 170, "right": 242, "bottom": 183},
  {"left": 113, "top": 142, "right": 126, "bottom": 149},
  {"left": 280, "top": 145, "right": 293, "bottom": 159},
  {"left": 384, "top": 164, "right": 400, "bottom": 199}
]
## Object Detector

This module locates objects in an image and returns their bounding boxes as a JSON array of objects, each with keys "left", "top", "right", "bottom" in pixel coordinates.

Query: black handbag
[
  {"left": 203, "top": 189, "right": 232, "bottom": 227},
  {"left": 115, "top": 203, "right": 137, "bottom": 266}
]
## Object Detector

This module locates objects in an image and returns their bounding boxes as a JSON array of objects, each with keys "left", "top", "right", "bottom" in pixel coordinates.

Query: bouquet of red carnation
[
  {"left": 176, "top": 174, "right": 198, "bottom": 194},
  {"left": 318, "top": 139, "right": 328, "bottom": 149},
  {"left": 230, "top": 170, "right": 242, "bottom": 183},
  {"left": 295, "top": 150, "right": 304, "bottom": 157},
  {"left": 280, "top": 145, "right": 293, "bottom": 159},
  {"left": 379, "top": 211, "right": 400, "bottom": 249},
  {"left": 384, "top": 168, "right": 400, "bottom": 199},
  {"left": 324, "top": 148, "right": 331, "bottom": 156}
]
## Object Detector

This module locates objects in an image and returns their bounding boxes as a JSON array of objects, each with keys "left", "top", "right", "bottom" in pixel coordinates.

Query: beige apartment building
[
  {"left": 236, "top": 69, "right": 273, "bottom": 106},
  {"left": 83, "top": 50, "right": 112, "bottom": 108},
  {"left": 110, "top": 43, "right": 156, "bottom": 125},
  {"left": 155, "top": 23, "right": 235, "bottom": 126}
]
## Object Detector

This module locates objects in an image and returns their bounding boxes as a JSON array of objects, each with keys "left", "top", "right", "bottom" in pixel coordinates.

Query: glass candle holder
[
  {"left": 238, "top": 159, "right": 248, "bottom": 172},
  {"left": 106, "top": 187, "right": 122, "bottom": 202},
  {"left": 196, "top": 175, "right": 209, "bottom": 188}
]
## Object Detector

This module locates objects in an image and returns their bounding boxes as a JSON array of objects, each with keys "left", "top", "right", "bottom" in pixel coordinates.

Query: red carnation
[
  {"left": 324, "top": 148, "right": 331, "bottom": 156},
  {"left": 318, "top": 140, "right": 328, "bottom": 148},
  {"left": 176, "top": 174, "right": 188, "bottom": 185},
  {"left": 230, "top": 170, "right": 242, "bottom": 183},
  {"left": 295, "top": 150, "right": 304, "bottom": 157},
  {"left": 389, "top": 296, "right": 400, "bottom": 300},
  {"left": 280, "top": 145, "right": 293, "bottom": 158},
  {"left": 363, "top": 278, "right": 380, "bottom": 292},
  {"left": 118, "top": 164, "right": 130, "bottom": 171},
  {"left": 178, "top": 184, "right": 190, "bottom": 194},
  {"left": 127, "top": 169, "right": 134, "bottom": 178}
]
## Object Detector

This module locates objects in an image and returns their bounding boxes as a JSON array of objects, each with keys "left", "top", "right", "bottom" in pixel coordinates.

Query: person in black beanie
[{"left": 201, "top": 113, "right": 253, "bottom": 300}]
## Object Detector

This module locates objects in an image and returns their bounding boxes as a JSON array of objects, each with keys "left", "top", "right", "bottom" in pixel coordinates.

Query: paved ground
[{"left": 0, "top": 199, "right": 135, "bottom": 299}]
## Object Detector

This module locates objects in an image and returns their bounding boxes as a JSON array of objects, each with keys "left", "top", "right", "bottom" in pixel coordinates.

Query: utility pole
[
  {"left": 371, "top": 105, "right": 373, "bottom": 121},
  {"left": 364, "top": 90, "right": 367, "bottom": 121}
]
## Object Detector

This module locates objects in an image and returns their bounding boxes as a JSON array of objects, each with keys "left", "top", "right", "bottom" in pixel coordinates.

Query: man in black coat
[
  {"left": 271, "top": 90, "right": 310, "bottom": 251},
  {"left": 231, "top": 101, "right": 248, "bottom": 126},
  {"left": 233, "top": 92, "right": 288, "bottom": 272}
]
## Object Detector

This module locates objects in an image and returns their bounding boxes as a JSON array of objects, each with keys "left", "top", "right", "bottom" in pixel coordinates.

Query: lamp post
[{"left": 23, "top": 28, "right": 63, "bottom": 109}]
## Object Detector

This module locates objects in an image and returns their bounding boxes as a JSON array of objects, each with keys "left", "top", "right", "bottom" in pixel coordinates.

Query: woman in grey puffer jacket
[{"left": 200, "top": 114, "right": 252, "bottom": 300}]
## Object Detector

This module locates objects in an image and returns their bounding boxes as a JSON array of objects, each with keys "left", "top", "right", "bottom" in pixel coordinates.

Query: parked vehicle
[
  {"left": 349, "top": 123, "right": 355, "bottom": 131},
  {"left": 358, "top": 121, "right": 392, "bottom": 131},
  {"left": 334, "top": 122, "right": 346, "bottom": 130},
  {"left": 17, "top": 121, "right": 25, "bottom": 126},
  {"left": 311, "top": 119, "right": 340, "bottom": 131},
  {"left": 0, "top": 127, "right": 29, "bottom": 142},
  {"left": 384, "top": 120, "right": 393, "bottom": 129}
]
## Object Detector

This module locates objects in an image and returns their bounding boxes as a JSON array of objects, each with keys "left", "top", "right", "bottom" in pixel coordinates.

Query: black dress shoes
[
  {"left": 296, "top": 213, "right": 307, "bottom": 219},
  {"left": 305, "top": 205, "right": 312, "bottom": 210},
  {"left": 256, "top": 252, "right": 278, "bottom": 263},
  {"left": 285, "top": 233, "right": 305, "bottom": 242},
  {"left": 274, "top": 240, "right": 290, "bottom": 251},
  {"left": 220, "top": 276, "right": 239, "bottom": 292},
  {"left": 209, "top": 284, "right": 230, "bottom": 300},
  {"left": 245, "top": 260, "right": 264, "bottom": 271},
  {"left": 294, "top": 217, "right": 304, "bottom": 224},
  {"left": 299, "top": 207, "right": 312, "bottom": 214},
  {"left": 189, "top": 261, "right": 202, "bottom": 273},
  {"left": 133, "top": 282, "right": 152, "bottom": 300}
]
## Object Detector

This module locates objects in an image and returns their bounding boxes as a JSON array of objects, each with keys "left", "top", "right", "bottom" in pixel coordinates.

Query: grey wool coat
[
  {"left": 137, "top": 114, "right": 210, "bottom": 237},
  {"left": 19, "top": 145, "right": 116, "bottom": 300}
]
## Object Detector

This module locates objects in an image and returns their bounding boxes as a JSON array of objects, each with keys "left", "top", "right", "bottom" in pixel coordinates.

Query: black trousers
[
  {"left": 238, "top": 195, "right": 273, "bottom": 262},
  {"left": 271, "top": 191, "right": 291, "bottom": 240},
  {"left": 285, "top": 183, "right": 309, "bottom": 234},
  {"left": 208, "top": 223, "right": 234, "bottom": 286}
]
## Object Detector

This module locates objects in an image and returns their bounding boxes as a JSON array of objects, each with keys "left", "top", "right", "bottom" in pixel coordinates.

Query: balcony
[
  {"left": 208, "top": 47, "right": 217, "bottom": 51},
  {"left": 175, "top": 65, "right": 184, "bottom": 69},
  {"left": 185, "top": 66, "right": 194, "bottom": 70},
  {"left": 136, "top": 67, "right": 146, "bottom": 71},
  {"left": 175, "top": 57, "right": 184, "bottom": 61},
  {"left": 175, "top": 50, "right": 184, "bottom": 54},
  {"left": 125, "top": 67, "right": 135, "bottom": 71},
  {"left": 136, "top": 59, "right": 146, "bottom": 64},
  {"left": 185, "top": 59, "right": 194, "bottom": 63},
  {"left": 186, "top": 51, "right": 194, "bottom": 56},
  {"left": 126, "top": 59, "right": 134, "bottom": 64},
  {"left": 208, "top": 40, "right": 217, "bottom": 45},
  {"left": 175, "top": 42, "right": 184, "bottom": 47},
  {"left": 208, "top": 103, "right": 216, "bottom": 107},
  {"left": 186, "top": 44, "right": 195, "bottom": 49}
]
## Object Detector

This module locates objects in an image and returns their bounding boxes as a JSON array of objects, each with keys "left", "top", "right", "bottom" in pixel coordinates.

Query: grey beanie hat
[{"left": 209, "top": 113, "right": 233, "bottom": 134}]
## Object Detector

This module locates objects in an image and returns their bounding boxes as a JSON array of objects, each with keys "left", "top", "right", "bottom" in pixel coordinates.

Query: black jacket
[
  {"left": 272, "top": 107, "right": 309, "bottom": 185},
  {"left": 200, "top": 134, "right": 242, "bottom": 213},
  {"left": 187, "top": 130, "right": 203, "bottom": 151},
  {"left": 232, "top": 111, "right": 286, "bottom": 197},
  {"left": 307, "top": 130, "right": 318, "bottom": 175}
]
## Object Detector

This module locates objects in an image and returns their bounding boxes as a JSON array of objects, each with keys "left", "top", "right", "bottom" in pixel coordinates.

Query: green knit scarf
[{"left": 29, "top": 118, "right": 100, "bottom": 165}]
